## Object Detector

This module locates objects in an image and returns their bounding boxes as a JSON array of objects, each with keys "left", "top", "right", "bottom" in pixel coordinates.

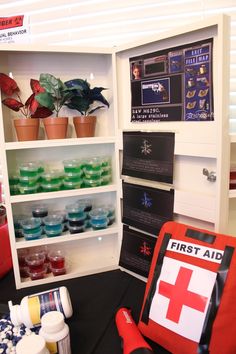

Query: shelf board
[
  {"left": 5, "top": 136, "right": 117, "bottom": 150},
  {"left": 230, "top": 134, "right": 236, "bottom": 143},
  {"left": 16, "top": 224, "right": 119, "bottom": 249},
  {"left": 10, "top": 184, "right": 117, "bottom": 203},
  {"left": 18, "top": 262, "right": 118, "bottom": 288},
  {"left": 229, "top": 189, "right": 236, "bottom": 198}
]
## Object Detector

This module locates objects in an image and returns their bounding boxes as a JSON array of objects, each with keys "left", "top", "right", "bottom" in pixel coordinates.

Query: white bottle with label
[
  {"left": 16, "top": 334, "right": 50, "bottom": 354},
  {"left": 39, "top": 311, "right": 71, "bottom": 354},
  {"left": 8, "top": 286, "right": 73, "bottom": 328}
]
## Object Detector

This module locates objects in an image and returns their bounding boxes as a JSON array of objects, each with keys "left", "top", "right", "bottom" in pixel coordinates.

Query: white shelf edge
[
  {"left": 5, "top": 136, "right": 117, "bottom": 150},
  {"left": 229, "top": 189, "right": 236, "bottom": 198},
  {"left": 230, "top": 133, "right": 236, "bottom": 143},
  {"left": 18, "top": 264, "right": 119, "bottom": 289},
  {"left": 10, "top": 184, "right": 117, "bottom": 203},
  {"left": 16, "top": 225, "right": 119, "bottom": 249}
]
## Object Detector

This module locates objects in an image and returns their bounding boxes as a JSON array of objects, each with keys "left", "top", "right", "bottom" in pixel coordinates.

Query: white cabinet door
[{"left": 115, "top": 14, "right": 231, "bottom": 234}]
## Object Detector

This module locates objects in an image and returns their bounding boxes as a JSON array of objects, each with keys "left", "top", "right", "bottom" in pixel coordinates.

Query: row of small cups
[
  {"left": 18, "top": 247, "right": 67, "bottom": 280},
  {"left": 9, "top": 156, "right": 112, "bottom": 194},
  {"left": 16, "top": 203, "right": 115, "bottom": 240}
]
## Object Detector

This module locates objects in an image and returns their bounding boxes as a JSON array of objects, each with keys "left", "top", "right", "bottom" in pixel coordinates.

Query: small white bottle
[
  {"left": 8, "top": 286, "right": 73, "bottom": 328},
  {"left": 39, "top": 311, "right": 71, "bottom": 354},
  {"left": 16, "top": 334, "right": 49, "bottom": 354}
]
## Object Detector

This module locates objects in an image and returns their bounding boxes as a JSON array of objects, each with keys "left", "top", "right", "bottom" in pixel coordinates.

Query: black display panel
[
  {"left": 122, "top": 182, "right": 174, "bottom": 235},
  {"left": 130, "top": 38, "right": 213, "bottom": 122},
  {"left": 122, "top": 131, "right": 175, "bottom": 184},
  {"left": 119, "top": 225, "right": 156, "bottom": 278}
]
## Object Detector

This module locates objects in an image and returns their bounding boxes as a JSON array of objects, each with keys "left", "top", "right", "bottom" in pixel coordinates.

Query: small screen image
[
  {"left": 142, "top": 78, "right": 170, "bottom": 105},
  {"left": 131, "top": 61, "right": 143, "bottom": 81}
]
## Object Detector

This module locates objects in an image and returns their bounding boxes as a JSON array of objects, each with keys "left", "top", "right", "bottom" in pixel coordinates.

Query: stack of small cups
[
  {"left": 65, "top": 202, "right": 87, "bottom": 234},
  {"left": 101, "top": 156, "right": 112, "bottom": 185},
  {"left": 40, "top": 170, "right": 64, "bottom": 192},
  {"left": 17, "top": 162, "right": 43, "bottom": 194},
  {"left": 63, "top": 159, "right": 83, "bottom": 190},
  {"left": 83, "top": 157, "right": 103, "bottom": 188}
]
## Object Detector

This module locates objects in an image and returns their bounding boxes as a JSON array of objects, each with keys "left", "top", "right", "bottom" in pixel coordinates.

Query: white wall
[{"left": 0, "top": 0, "right": 236, "bottom": 201}]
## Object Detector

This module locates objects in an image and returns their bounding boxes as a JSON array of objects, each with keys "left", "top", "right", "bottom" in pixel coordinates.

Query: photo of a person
[{"left": 132, "top": 63, "right": 142, "bottom": 80}]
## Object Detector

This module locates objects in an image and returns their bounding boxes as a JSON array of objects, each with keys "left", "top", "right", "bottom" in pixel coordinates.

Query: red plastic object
[
  {"left": 115, "top": 307, "right": 153, "bottom": 354},
  {"left": 0, "top": 222, "right": 13, "bottom": 278}
]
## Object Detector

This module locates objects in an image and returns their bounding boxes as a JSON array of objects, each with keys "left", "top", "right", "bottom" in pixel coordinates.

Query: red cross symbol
[{"left": 158, "top": 266, "right": 208, "bottom": 323}]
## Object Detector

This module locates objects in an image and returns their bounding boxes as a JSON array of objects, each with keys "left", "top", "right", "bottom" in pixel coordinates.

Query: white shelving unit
[
  {"left": 0, "top": 46, "right": 122, "bottom": 289},
  {"left": 0, "top": 14, "right": 232, "bottom": 289}
]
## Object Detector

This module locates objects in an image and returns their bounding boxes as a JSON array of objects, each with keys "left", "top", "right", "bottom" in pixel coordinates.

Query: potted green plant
[
  {"left": 35, "top": 73, "right": 73, "bottom": 139},
  {"left": 0, "top": 73, "right": 52, "bottom": 141},
  {"left": 64, "top": 78, "right": 109, "bottom": 138}
]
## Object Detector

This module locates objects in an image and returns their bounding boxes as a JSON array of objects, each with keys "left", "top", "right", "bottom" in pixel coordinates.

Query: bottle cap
[
  {"left": 8, "top": 301, "right": 22, "bottom": 326},
  {"left": 16, "top": 334, "right": 48, "bottom": 354},
  {"left": 41, "top": 311, "right": 64, "bottom": 333}
]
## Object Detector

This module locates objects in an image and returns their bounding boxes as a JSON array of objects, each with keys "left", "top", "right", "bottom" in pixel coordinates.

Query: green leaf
[
  {"left": 39, "top": 73, "right": 60, "bottom": 96},
  {"left": 35, "top": 92, "right": 55, "bottom": 111}
]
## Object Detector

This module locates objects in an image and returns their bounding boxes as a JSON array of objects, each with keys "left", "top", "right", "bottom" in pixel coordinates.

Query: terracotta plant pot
[
  {"left": 14, "top": 118, "right": 39, "bottom": 141},
  {"left": 73, "top": 116, "right": 96, "bottom": 138},
  {"left": 43, "top": 117, "right": 68, "bottom": 139}
]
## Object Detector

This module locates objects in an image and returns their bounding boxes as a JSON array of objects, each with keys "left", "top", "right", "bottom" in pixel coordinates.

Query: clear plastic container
[
  {"left": 78, "top": 198, "right": 93, "bottom": 213},
  {"left": 21, "top": 217, "right": 43, "bottom": 240},
  {"left": 28, "top": 266, "right": 47, "bottom": 280},
  {"left": 83, "top": 178, "right": 101, "bottom": 188},
  {"left": 68, "top": 216, "right": 86, "bottom": 227},
  {"left": 18, "top": 184, "right": 39, "bottom": 194},
  {"left": 89, "top": 208, "right": 109, "bottom": 230},
  {"left": 25, "top": 253, "right": 46, "bottom": 273},
  {"left": 83, "top": 157, "right": 102, "bottom": 172},
  {"left": 64, "top": 171, "right": 83, "bottom": 182},
  {"left": 43, "top": 215, "right": 63, "bottom": 237},
  {"left": 68, "top": 224, "right": 85, "bottom": 234},
  {"left": 63, "top": 159, "right": 83, "bottom": 174},
  {"left": 9, "top": 173, "right": 19, "bottom": 186},
  {"left": 14, "top": 214, "right": 26, "bottom": 238},
  {"left": 53, "top": 210, "right": 68, "bottom": 232},
  {"left": 19, "top": 162, "right": 40, "bottom": 177},
  {"left": 101, "top": 174, "right": 112, "bottom": 185},
  {"left": 41, "top": 182, "right": 62, "bottom": 192},
  {"left": 101, "top": 167, "right": 112, "bottom": 176},
  {"left": 10, "top": 185, "right": 19, "bottom": 195},
  {"left": 51, "top": 267, "right": 67, "bottom": 276},
  {"left": 63, "top": 180, "right": 82, "bottom": 190},
  {"left": 24, "top": 228, "right": 43, "bottom": 241},
  {"left": 21, "top": 217, "right": 42, "bottom": 231},
  {"left": 19, "top": 175, "right": 39, "bottom": 186},
  {"left": 41, "top": 171, "right": 64, "bottom": 185},
  {"left": 32, "top": 204, "right": 48, "bottom": 218},
  {"left": 90, "top": 220, "right": 108, "bottom": 230},
  {"left": 65, "top": 203, "right": 86, "bottom": 219},
  {"left": 48, "top": 250, "right": 65, "bottom": 270},
  {"left": 83, "top": 170, "right": 102, "bottom": 180}
]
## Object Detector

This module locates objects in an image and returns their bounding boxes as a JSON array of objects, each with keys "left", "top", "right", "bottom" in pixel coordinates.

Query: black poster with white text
[
  {"left": 119, "top": 225, "right": 156, "bottom": 278},
  {"left": 122, "top": 131, "right": 174, "bottom": 184},
  {"left": 122, "top": 182, "right": 174, "bottom": 235}
]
